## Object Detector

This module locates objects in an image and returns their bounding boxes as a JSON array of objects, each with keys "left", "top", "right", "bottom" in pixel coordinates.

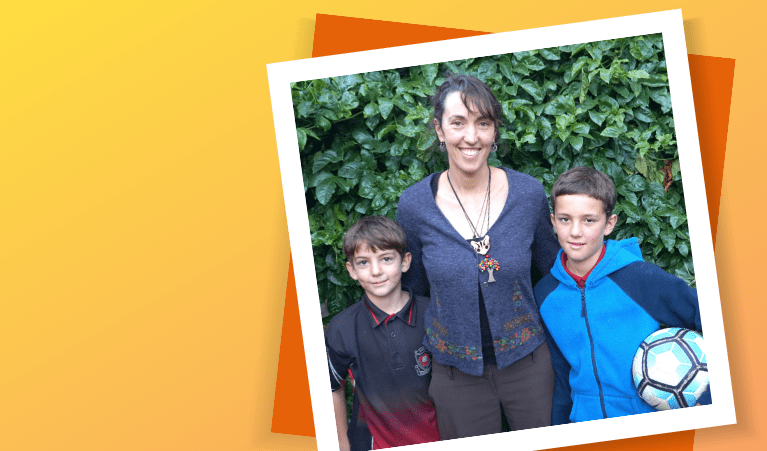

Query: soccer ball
[{"left": 632, "top": 328, "right": 708, "bottom": 410}]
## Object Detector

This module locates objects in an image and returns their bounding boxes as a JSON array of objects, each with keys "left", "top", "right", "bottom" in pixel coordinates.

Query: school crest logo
[{"left": 414, "top": 346, "right": 431, "bottom": 376}]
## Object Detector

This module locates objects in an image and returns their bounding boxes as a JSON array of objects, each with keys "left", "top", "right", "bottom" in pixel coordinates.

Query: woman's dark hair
[{"left": 430, "top": 74, "right": 503, "bottom": 142}]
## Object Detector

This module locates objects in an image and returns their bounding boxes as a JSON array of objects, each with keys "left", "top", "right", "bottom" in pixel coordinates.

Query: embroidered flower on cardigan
[
  {"left": 426, "top": 327, "right": 481, "bottom": 360},
  {"left": 431, "top": 318, "right": 449, "bottom": 337},
  {"left": 493, "top": 327, "right": 541, "bottom": 354},
  {"left": 503, "top": 313, "right": 534, "bottom": 332}
]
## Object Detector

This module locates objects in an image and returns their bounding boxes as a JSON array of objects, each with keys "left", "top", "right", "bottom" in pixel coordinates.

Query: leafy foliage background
[{"left": 292, "top": 34, "right": 695, "bottom": 324}]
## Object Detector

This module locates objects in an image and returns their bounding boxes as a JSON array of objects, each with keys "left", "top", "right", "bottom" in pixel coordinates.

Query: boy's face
[
  {"left": 346, "top": 244, "right": 412, "bottom": 304},
  {"left": 551, "top": 194, "right": 618, "bottom": 277}
]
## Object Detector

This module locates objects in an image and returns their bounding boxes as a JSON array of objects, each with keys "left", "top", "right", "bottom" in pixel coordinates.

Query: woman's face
[{"left": 435, "top": 91, "right": 496, "bottom": 177}]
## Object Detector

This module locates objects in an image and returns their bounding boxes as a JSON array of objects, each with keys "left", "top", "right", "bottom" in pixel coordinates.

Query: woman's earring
[
  {"left": 491, "top": 142, "right": 498, "bottom": 152},
  {"left": 439, "top": 141, "right": 446, "bottom": 152}
]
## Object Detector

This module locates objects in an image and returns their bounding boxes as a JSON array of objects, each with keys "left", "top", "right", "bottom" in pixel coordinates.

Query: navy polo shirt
[{"left": 326, "top": 287, "right": 439, "bottom": 450}]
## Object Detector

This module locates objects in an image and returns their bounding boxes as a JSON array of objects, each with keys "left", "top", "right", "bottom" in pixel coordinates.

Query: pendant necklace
[{"left": 446, "top": 167, "right": 501, "bottom": 285}]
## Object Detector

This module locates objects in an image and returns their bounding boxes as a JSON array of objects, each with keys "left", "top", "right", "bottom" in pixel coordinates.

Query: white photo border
[{"left": 267, "top": 9, "right": 735, "bottom": 451}]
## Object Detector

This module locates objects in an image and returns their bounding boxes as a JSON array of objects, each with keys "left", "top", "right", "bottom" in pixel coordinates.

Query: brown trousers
[{"left": 428, "top": 341, "right": 555, "bottom": 439}]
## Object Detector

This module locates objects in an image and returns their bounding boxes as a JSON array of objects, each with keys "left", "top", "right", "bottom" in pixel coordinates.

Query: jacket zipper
[{"left": 580, "top": 285, "right": 607, "bottom": 419}]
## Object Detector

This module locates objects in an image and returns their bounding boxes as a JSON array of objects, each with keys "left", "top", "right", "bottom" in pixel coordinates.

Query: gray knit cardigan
[{"left": 397, "top": 167, "right": 559, "bottom": 376}]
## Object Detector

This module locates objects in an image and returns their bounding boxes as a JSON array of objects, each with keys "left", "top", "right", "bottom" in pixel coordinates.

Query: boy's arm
[
  {"left": 610, "top": 262, "right": 701, "bottom": 332},
  {"left": 534, "top": 277, "right": 572, "bottom": 424},
  {"left": 610, "top": 262, "right": 711, "bottom": 405},
  {"left": 332, "top": 388, "right": 351, "bottom": 451},
  {"left": 546, "top": 325, "right": 573, "bottom": 425},
  {"left": 326, "top": 320, "right": 356, "bottom": 447}
]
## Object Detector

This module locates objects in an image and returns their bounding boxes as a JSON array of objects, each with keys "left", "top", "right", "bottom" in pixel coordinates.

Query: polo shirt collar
[{"left": 362, "top": 287, "right": 416, "bottom": 328}]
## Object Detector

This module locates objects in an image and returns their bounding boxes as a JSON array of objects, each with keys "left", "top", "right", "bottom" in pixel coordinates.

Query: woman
[{"left": 396, "top": 74, "right": 560, "bottom": 438}]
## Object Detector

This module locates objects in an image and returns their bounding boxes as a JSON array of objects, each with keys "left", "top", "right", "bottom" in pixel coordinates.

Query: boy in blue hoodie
[{"left": 534, "top": 166, "right": 710, "bottom": 424}]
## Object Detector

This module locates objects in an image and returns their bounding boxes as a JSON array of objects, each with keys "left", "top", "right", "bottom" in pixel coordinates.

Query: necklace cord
[{"left": 446, "top": 167, "right": 492, "bottom": 239}]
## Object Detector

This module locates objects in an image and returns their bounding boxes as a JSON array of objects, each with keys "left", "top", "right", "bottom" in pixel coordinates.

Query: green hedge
[{"left": 292, "top": 34, "right": 694, "bottom": 323}]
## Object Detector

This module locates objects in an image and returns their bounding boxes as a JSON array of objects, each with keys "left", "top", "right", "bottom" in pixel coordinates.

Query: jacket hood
[{"left": 551, "top": 238, "right": 644, "bottom": 286}]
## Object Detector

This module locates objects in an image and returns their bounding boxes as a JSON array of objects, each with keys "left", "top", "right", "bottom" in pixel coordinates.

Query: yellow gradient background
[{"left": 0, "top": 1, "right": 761, "bottom": 450}]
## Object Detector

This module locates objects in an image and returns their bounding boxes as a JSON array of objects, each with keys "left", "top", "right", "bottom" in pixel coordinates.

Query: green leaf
[
  {"left": 397, "top": 124, "right": 419, "bottom": 138},
  {"left": 555, "top": 114, "right": 571, "bottom": 131},
  {"left": 650, "top": 88, "right": 672, "bottom": 113},
  {"left": 633, "top": 108, "right": 654, "bottom": 123},
  {"left": 518, "top": 79, "right": 544, "bottom": 103},
  {"left": 339, "top": 161, "right": 363, "bottom": 179},
  {"left": 644, "top": 215, "right": 662, "bottom": 236},
  {"left": 340, "top": 91, "right": 359, "bottom": 110},
  {"left": 599, "top": 68, "right": 612, "bottom": 84},
  {"left": 358, "top": 174, "right": 377, "bottom": 199},
  {"left": 573, "top": 123, "right": 590, "bottom": 135},
  {"left": 352, "top": 129, "right": 374, "bottom": 149},
  {"left": 622, "top": 202, "right": 642, "bottom": 220},
  {"left": 539, "top": 48, "right": 561, "bottom": 60},
  {"left": 316, "top": 114, "right": 331, "bottom": 131},
  {"left": 376, "top": 123, "right": 398, "bottom": 140},
  {"left": 544, "top": 97, "right": 567, "bottom": 115},
  {"left": 296, "top": 128, "right": 307, "bottom": 150},
  {"left": 669, "top": 211, "right": 687, "bottom": 229},
  {"left": 601, "top": 126, "right": 623, "bottom": 138},
  {"left": 570, "top": 56, "right": 591, "bottom": 78},
  {"left": 516, "top": 105, "right": 536, "bottom": 122},
  {"left": 521, "top": 133, "right": 536, "bottom": 144},
  {"left": 312, "top": 150, "right": 341, "bottom": 173},
  {"left": 315, "top": 177, "right": 337, "bottom": 205},
  {"left": 327, "top": 269, "right": 343, "bottom": 285},
  {"left": 672, "top": 160, "right": 681, "bottom": 177},
  {"left": 589, "top": 110, "right": 609, "bottom": 126},
  {"left": 626, "top": 69, "right": 650, "bottom": 80},
  {"left": 630, "top": 38, "right": 655, "bottom": 61},
  {"left": 660, "top": 227, "right": 676, "bottom": 252},
  {"left": 417, "top": 133, "right": 437, "bottom": 151},
  {"left": 538, "top": 117, "right": 552, "bottom": 140},
  {"left": 477, "top": 59, "right": 497, "bottom": 81},
  {"left": 520, "top": 55, "right": 546, "bottom": 71},
  {"left": 543, "top": 139, "right": 557, "bottom": 158},
  {"left": 635, "top": 156, "right": 649, "bottom": 176},
  {"left": 309, "top": 170, "right": 334, "bottom": 188},
  {"left": 422, "top": 63, "right": 438, "bottom": 84},
  {"left": 569, "top": 135, "right": 583, "bottom": 151},
  {"left": 296, "top": 101, "right": 313, "bottom": 118},
  {"left": 363, "top": 102, "right": 379, "bottom": 118},
  {"left": 378, "top": 98, "right": 394, "bottom": 119},
  {"left": 372, "top": 193, "right": 386, "bottom": 209},
  {"left": 498, "top": 55, "right": 515, "bottom": 81}
]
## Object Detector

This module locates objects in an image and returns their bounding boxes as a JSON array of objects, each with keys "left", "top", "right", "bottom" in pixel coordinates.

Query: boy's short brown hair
[
  {"left": 342, "top": 216, "right": 408, "bottom": 263},
  {"left": 551, "top": 166, "right": 617, "bottom": 217}
]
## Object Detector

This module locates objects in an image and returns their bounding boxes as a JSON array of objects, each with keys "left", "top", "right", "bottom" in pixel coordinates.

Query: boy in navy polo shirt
[
  {"left": 326, "top": 216, "right": 439, "bottom": 451},
  {"left": 534, "top": 167, "right": 710, "bottom": 424}
]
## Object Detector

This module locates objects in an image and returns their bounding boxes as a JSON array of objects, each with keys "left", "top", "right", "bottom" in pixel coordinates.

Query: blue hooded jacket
[{"left": 534, "top": 238, "right": 709, "bottom": 424}]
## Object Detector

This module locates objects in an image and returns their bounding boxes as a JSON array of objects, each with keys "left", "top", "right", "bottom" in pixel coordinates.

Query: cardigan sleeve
[
  {"left": 531, "top": 187, "right": 560, "bottom": 277},
  {"left": 396, "top": 185, "right": 429, "bottom": 297}
]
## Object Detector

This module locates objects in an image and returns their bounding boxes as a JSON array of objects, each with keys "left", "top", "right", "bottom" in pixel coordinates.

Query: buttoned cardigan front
[{"left": 397, "top": 167, "right": 559, "bottom": 376}]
